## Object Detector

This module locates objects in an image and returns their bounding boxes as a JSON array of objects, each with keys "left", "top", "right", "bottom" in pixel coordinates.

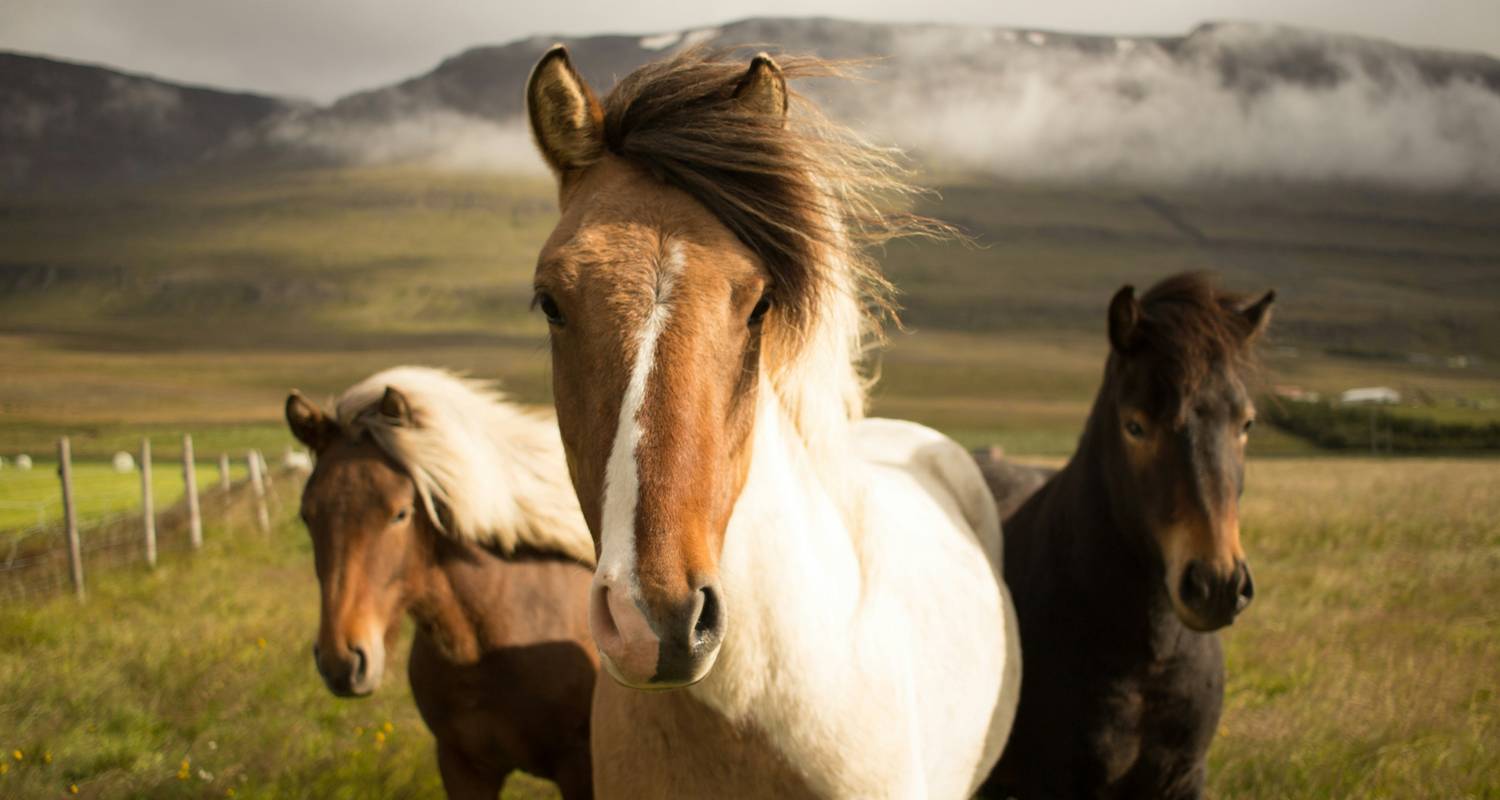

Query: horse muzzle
[
  {"left": 1174, "top": 558, "right": 1254, "bottom": 631},
  {"left": 313, "top": 638, "right": 385, "bottom": 697},
  {"left": 590, "top": 572, "right": 725, "bottom": 690}
]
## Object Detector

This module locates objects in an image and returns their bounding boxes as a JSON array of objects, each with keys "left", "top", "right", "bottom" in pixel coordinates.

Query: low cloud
[
  {"left": 267, "top": 110, "right": 546, "bottom": 174},
  {"left": 867, "top": 27, "right": 1500, "bottom": 190},
  {"left": 258, "top": 22, "right": 1500, "bottom": 190}
]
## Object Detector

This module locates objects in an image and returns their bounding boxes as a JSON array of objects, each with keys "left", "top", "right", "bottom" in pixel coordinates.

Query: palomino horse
[
  {"left": 984, "top": 273, "right": 1274, "bottom": 799},
  {"left": 525, "top": 47, "right": 1020, "bottom": 798},
  {"left": 286, "top": 367, "right": 598, "bottom": 799}
]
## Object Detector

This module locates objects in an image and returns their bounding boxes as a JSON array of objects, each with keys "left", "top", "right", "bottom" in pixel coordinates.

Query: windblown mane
[
  {"left": 1134, "top": 272, "right": 1265, "bottom": 409},
  {"left": 336, "top": 367, "right": 595, "bottom": 566},
  {"left": 599, "top": 47, "right": 949, "bottom": 484}
]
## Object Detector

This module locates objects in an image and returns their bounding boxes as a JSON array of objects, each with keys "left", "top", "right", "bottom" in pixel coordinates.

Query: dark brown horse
[
  {"left": 984, "top": 273, "right": 1274, "bottom": 799},
  {"left": 286, "top": 366, "right": 598, "bottom": 799}
]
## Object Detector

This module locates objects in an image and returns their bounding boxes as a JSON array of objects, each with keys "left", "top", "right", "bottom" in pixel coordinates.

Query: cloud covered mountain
[{"left": 6, "top": 18, "right": 1500, "bottom": 190}]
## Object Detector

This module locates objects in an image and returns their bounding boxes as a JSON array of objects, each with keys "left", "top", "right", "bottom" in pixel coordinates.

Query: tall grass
[{"left": 1211, "top": 458, "right": 1500, "bottom": 797}]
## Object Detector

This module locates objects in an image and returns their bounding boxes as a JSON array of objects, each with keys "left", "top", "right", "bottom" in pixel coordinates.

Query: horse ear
[
  {"left": 1108, "top": 285, "right": 1141, "bottom": 354},
  {"left": 1241, "top": 290, "right": 1276, "bottom": 340},
  {"left": 286, "top": 392, "right": 335, "bottom": 452},
  {"left": 526, "top": 45, "right": 605, "bottom": 178},
  {"left": 379, "top": 386, "right": 414, "bottom": 427},
  {"left": 733, "top": 53, "right": 788, "bottom": 122}
]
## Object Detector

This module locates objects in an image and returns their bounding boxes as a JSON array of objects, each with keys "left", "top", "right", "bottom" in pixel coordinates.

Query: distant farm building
[
  {"left": 1274, "top": 385, "right": 1321, "bottom": 402},
  {"left": 284, "top": 449, "right": 313, "bottom": 471},
  {"left": 1340, "top": 387, "right": 1401, "bottom": 405},
  {"left": 112, "top": 451, "right": 136, "bottom": 472},
  {"left": 14, "top": 454, "right": 32, "bottom": 470}
]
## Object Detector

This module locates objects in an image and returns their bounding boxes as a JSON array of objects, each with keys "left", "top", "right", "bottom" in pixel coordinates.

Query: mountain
[
  {"left": 279, "top": 18, "right": 1500, "bottom": 190},
  {"left": 4, "top": 19, "right": 1500, "bottom": 189},
  {"left": 0, "top": 52, "right": 301, "bottom": 189}
]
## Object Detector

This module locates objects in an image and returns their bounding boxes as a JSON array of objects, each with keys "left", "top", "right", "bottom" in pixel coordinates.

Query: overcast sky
[{"left": 4, "top": 0, "right": 1498, "bottom": 103}]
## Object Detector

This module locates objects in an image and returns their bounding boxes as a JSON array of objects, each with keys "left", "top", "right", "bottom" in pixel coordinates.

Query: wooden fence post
[
  {"left": 248, "top": 451, "right": 270, "bottom": 534},
  {"left": 257, "top": 450, "right": 280, "bottom": 510},
  {"left": 218, "top": 453, "right": 231, "bottom": 492},
  {"left": 258, "top": 450, "right": 275, "bottom": 489},
  {"left": 58, "top": 437, "right": 84, "bottom": 600},
  {"left": 141, "top": 437, "right": 157, "bottom": 568},
  {"left": 182, "top": 434, "right": 202, "bottom": 549}
]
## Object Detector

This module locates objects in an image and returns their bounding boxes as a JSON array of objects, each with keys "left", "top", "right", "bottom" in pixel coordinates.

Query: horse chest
[
  {"left": 591, "top": 678, "right": 823, "bottom": 799},
  {"left": 1085, "top": 640, "right": 1225, "bottom": 796},
  {"left": 408, "top": 630, "right": 595, "bottom": 777}
]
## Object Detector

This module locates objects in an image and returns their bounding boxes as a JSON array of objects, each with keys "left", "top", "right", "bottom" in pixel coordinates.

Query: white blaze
[{"left": 597, "top": 244, "right": 683, "bottom": 582}]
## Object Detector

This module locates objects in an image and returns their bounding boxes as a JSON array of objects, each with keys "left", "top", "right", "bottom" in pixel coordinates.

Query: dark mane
[
  {"left": 598, "top": 46, "right": 943, "bottom": 333},
  {"left": 1132, "top": 272, "right": 1263, "bottom": 404}
]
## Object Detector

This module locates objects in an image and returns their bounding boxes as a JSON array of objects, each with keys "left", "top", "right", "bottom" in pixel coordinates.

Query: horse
[
  {"left": 971, "top": 449, "right": 1056, "bottom": 521},
  {"left": 523, "top": 46, "right": 1020, "bottom": 798},
  {"left": 285, "top": 366, "right": 599, "bottom": 799},
  {"left": 982, "top": 273, "right": 1275, "bottom": 799}
]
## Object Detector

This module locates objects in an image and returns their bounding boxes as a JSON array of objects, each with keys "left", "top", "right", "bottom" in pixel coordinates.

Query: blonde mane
[{"left": 335, "top": 366, "right": 595, "bottom": 566}]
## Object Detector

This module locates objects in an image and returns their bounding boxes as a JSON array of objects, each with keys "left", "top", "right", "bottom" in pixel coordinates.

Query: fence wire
[{"left": 0, "top": 463, "right": 303, "bottom": 602}]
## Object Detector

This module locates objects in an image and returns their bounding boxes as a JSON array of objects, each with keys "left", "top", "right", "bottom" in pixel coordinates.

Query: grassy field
[
  {"left": 0, "top": 462, "right": 249, "bottom": 532},
  {"left": 0, "top": 457, "right": 1494, "bottom": 797},
  {"left": 1215, "top": 458, "right": 1500, "bottom": 797}
]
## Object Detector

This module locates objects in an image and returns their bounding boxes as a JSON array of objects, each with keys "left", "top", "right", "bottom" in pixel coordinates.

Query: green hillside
[{"left": 2, "top": 167, "right": 1497, "bottom": 457}]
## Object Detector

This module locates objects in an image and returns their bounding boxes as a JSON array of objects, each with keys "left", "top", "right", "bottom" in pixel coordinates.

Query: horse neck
[
  {"left": 692, "top": 381, "right": 867, "bottom": 714},
  {"left": 768, "top": 247, "right": 870, "bottom": 512},
  {"left": 403, "top": 530, "right": 511, "bottom": 664}
]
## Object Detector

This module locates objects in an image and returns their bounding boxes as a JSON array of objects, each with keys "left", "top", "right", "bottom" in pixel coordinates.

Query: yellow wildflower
[
  {"left": 381, "top": 721, "right": 393, "bottom": 734},
  {"left": 43, "top": 752, "right": 52, "bottom": 764},
  {"left": 256, "top": 637, "right": 267, "bottom": 649},
  {"left": 0, "top": 762, "right": 9, "bottom": 775},
  {"left": 10, "top": 750, "right": 20, "bottom": 761},
  {"left": 373, "top": 731, "right": 386, "bottom": 744},
  {"left": 69, "top": 785, "right": 79, "bottom": 795},
  {"left": 227, "top": 789, "right": 237, "bottom": 797}
]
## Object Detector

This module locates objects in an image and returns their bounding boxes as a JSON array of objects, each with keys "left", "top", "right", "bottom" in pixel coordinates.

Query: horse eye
[
  {"left": 1242, "top": 418, "right": 1256, "bottom": 434},
  {"left": 533, "top": 292, "right": 565, "bottom": 326},
  {"left": 392, "top": 507, "right": 412, "bottom": 525},
  {"left": 1124, "top": 420, "right": 1146, "bottom": 438},
  {"left": 748, "top": 295, "right": 772, "bottom": 326}
]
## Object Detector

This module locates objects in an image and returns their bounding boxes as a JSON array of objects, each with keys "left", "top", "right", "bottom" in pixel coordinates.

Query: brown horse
[
  {"left": 525, "top": 46, "right": 1018, "bottom": 797},
  {"left": 983, "top": 273, "right": 1274, "bottom": 799},
  {"left": 286, "top": 366, "right": 598, "bottom": 799}
]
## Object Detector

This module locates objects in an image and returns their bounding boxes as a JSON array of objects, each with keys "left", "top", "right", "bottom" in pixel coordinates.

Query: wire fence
[{"left": 0, "top": 436, "right": 306, "bottom": 602}]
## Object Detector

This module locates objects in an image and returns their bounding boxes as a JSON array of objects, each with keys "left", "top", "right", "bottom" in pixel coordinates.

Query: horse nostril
[
  {"left": 1179, "top": 560, "right": 1210, "bottom": 608},
  {"left": 1235, "top": 561, "right": 1256, "bottom": 612},
  {"left": 691, "top": 583, "right": 724, "bottom": 649},
  {"left": 350, "top": 645, "right": 368, "bottom": 680}
]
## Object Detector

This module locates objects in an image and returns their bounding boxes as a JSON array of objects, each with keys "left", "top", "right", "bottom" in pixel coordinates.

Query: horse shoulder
[{"left": 852, "top": 417, "right": 1002, "bottom": 559}]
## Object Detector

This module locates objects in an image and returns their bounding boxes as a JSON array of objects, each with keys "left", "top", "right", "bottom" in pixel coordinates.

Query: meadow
[
  {"left": 2, "top": 166, "right": 1497, "bottom": 455},
  {"left": 0, "top": 457, "right": 1493, "bottom": 797}
]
